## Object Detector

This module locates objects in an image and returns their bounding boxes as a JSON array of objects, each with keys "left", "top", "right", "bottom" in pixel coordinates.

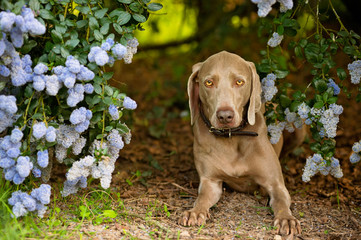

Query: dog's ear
[
  {"left": 247, "top": 61, "right": 262, "bottom": 125},
  {"left": 187, "top": 62, "right": 203, "bottom": 126}
]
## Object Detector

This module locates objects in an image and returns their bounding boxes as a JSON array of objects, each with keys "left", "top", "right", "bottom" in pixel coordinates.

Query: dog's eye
[
  {"left": 236, "top": 79, "right": 245, "bottom": 86},
  {"left": 204, "top": 79, "right": 214, "bottom": 87}
]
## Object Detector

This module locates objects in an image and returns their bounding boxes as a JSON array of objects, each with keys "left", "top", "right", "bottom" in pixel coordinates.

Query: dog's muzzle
[{"left": 199, "top": 102, "right": 258, "bottom": 138}]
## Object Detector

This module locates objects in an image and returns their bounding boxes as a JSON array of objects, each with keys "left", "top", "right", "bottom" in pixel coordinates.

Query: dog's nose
[{"left": 216, "top": 110, "right": 234, "bottom": 124}]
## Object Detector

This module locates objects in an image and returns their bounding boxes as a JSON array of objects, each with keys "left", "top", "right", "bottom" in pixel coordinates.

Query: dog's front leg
[
  {"left": 260, "top": 179, "right": 302, "bottom": 237},
  {"left": 179, "top": 177, "right": 222, "bottom": 226}
]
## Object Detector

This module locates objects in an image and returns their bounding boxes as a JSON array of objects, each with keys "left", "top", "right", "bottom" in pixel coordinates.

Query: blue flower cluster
[
  {"left": 302, "top": 154, "right": 343, "bottom": 182},
  {"left": 0, "top": 8, "right": 46, "bottom": 88},
  {"left": 0, "top": 7, "right": 45, "bottom": 48},
  {"left": 267, "top": 32, "right": 284, "bottom": 48},
  {"left": 350, "top": 140, "right": 361, "bottom": 164},
  {"left": 123, "top": 96, "right": 137, "bottom": 110},
  {"left": 108, "top": 104, "right": 120, "bottom": 120},
  {"left": 37, "top": 150, "right": 49, "bottom": 168},
  {"left": 107, "top": 129, "right": 124, "bottom": 150},
  {"left": 251, "top": 0, "right": 293, "bottom": 17},
  {"left": 88, "top": 38, "right": 139, "bottom": 66},
  {"left": 348, "top": 60, "right": 361, "bottom": 84},
  {"left": 327, "top": 79, "right": 340, "bottom": 95},
  {"left": 51, "top": 56, "right": 95, "bottom": 107},
  {"left": 8, "top": 184, "right": 51, "bottom": 218},
  {"left": 69, "top": 107, "right": 92, "bottom": 133},
  {"left": 0, "top": 128, "right": 25, "bottom": 183},
  {"left": 0, "top": 95, "right": 18, "bottom": 132},
  {"left": 32, "top": 122, "right": 57, "bottom": 142},
  {"left": 261, "top": 73, "right": 278, "bottom": 102}
]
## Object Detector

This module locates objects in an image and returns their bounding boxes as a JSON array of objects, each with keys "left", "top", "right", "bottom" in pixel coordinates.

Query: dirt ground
[
  {"left": 51, "top": 52, "right": 361, "bottom": 239},
  {"left": 61, "top": 113, "right": 361, "bottom": 240}
]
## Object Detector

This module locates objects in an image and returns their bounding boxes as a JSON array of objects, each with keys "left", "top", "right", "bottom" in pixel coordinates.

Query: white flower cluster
[
  {"left": 297, "top": 103, "right": 343, "bottom": 138},
  {"left": 348, "top": 60, "right": 361, "bottom": 84},
  {"left": 261, "top": 73, "right": 278, "bottom": 102},
  {"left": 61, "top": 128, "right": 130, "bottom": 196},
  {"left": 251, "top": 0, "right": 293, "bottom": 17},
  {"left": 284, "top": 108, "right": 303, "bottom": 133},
  {"left": 55, "top": 124, "right": 81, "bottom": 163},
  {"left": 267, "top": 32, "right": 284, "bottom": 47},
  {"left": 302, "top": 154, "right": 343, "bottom": 182},
  {"left": 267, "top": 108, "right": 303, "bottom": 144},
  {"left": 267, "top": 121, "right": 286, "bottom": 144},
  {"left": 350, "top": 140, "right": 361, "bottom": 164}
]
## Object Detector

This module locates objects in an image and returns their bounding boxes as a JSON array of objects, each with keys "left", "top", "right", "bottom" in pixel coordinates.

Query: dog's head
[{"left": 188, "top": 51, "right": 262, "bottom": 128}]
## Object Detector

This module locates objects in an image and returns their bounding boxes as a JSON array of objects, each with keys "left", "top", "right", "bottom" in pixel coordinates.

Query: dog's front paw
[
  {"left": 178, "top": 209, "right": 209, "bottom": 226},
  {"left": 273, "top": 215, "right": 301, "bottom": 237}
]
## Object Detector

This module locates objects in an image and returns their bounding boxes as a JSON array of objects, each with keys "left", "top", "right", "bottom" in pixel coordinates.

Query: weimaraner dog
[{"left": 179, "top": 51, "right": 302, "bottom": 237}]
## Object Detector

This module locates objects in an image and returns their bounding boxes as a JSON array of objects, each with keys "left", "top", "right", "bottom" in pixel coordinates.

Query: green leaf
[
  {"left": 94, "top": 29, "right": 103, "bottom": 41},
  {"left": 103, "top": 97, "right": 113, "bottom": 105},
  {"left": 65, "top": 39, "right": 80, "bottom": 49},
  {"left": 314, "top": 79, "right": 328, "bottom": 92},
  {"left": 279, "top": 94, "right": 291, "bottom": 108},
  {"left": 132, "top": 13, "right": 146, "bottom": 22},
  {"left": 95, "top": 8, "right": 108, "bottom": 19},
  {"left": 313, "top": 101, "right": 324, "bottom": 109},
  {"left": 0, "top": 82, "right": 6, "bottom": 92},
  {"left": 21, "top": 40, "right": 37, "bottom": 54},
  {"left": 100, "top": 23, "right": 110, "bottom": 35},
  {"left": 327, "top": 97, "right": 338, "bottom": 104},
  {"left": 39, "top": 9, "right": 55, "bottom": 20},
  {"left": 147, "top": 2, "right": 163, "bottom": 11},
  {"left": 142, "top": 0, "right": 150, "bottom": 3},
  {"left": 94, "top": 84, "right": 102, "bottom": 94},
  {"left": 117, "top": 0, "right": 133, "bottom": 3},
  {"left": 29, "top": 0, "right": 40, "bottom": 11},
  {"left": 310, "top": 142, "right": 321, "bottom": 152},
  {"left": 299, "top": 39, "right": 307, "bottom": 48},
  {"left": 277, "top": 25, "right": 284, "bottom": 35},
  {"left": 76, "top": 6, "right": 90, "bottom": 15},
  {"left": 104, "top": 86, "right": 114, "bottom": 96},
  {"left": 32, "top": 113, "right": 43, "bottom": 120},
  {"left": 290, "top": 101, "right": 301, "bottom": 112},
  {"left": 129, "top": 2, "right": 142, "bottom": 12},
  {"left": 105, "top": 126, "right": 113, "bottom": 131},
  {"left": 60, "top": 47, "right": 70, "bottom": 58},
  {"left": 89, "top": 17, "right": 99, "bottom": 30},
  {"left": 103, "top": 72, "right": 114, "bottom": 80},
  {"left": 294, "top": 46, "right": 303, "bottom": 58},
  {"left": 76, "top": 20, "right": 88, "bottom": 29},
  {"left": 117, "top": 11, "right": 131, "bottom": 25},
  {"left": 103, "top": 210, "right": 117, "bottom": 218},
  {"left": 322, "top": 92, "right": 328, "bottom": 102},
  {"left": 113, "top": 23, "right": 123, "bottom": 34},
  {"left": 55, "top": 24, "right": 67, "bottom": 34},
  {"left": 51, "top": 29, "right": 63, "bottom": 43},
  {"left": 336, "top": 68, "right": 347, "bottom": 80},
  {"left": 274, "top": 70, "right": 288, "bottom": 79}
]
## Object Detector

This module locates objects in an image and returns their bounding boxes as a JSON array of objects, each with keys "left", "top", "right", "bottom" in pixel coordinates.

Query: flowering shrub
[
  {"left": 251, "top": 0, "right": 360, "bottom": 181},
  {"left": 0, "top": 0, "right": 162, "bottom": 218}
]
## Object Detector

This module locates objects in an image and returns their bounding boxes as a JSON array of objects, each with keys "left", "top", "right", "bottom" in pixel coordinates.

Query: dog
[{"left": 179, "top": 51, "right": 302, "bottom": 237}]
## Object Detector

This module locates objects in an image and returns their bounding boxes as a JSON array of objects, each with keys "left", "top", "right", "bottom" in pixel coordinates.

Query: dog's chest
[{"left": 195, "top": 137, "right": 251, "bottom": 178}]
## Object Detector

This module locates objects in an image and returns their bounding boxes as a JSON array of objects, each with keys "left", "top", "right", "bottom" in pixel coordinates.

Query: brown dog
[{"left": 179, "top": 51, "right": 301, "bottom": 237}]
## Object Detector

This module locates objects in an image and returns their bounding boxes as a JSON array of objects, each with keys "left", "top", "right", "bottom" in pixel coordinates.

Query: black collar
[{"left": 199, "top": 102, "right": 258, "bottom": 138}]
